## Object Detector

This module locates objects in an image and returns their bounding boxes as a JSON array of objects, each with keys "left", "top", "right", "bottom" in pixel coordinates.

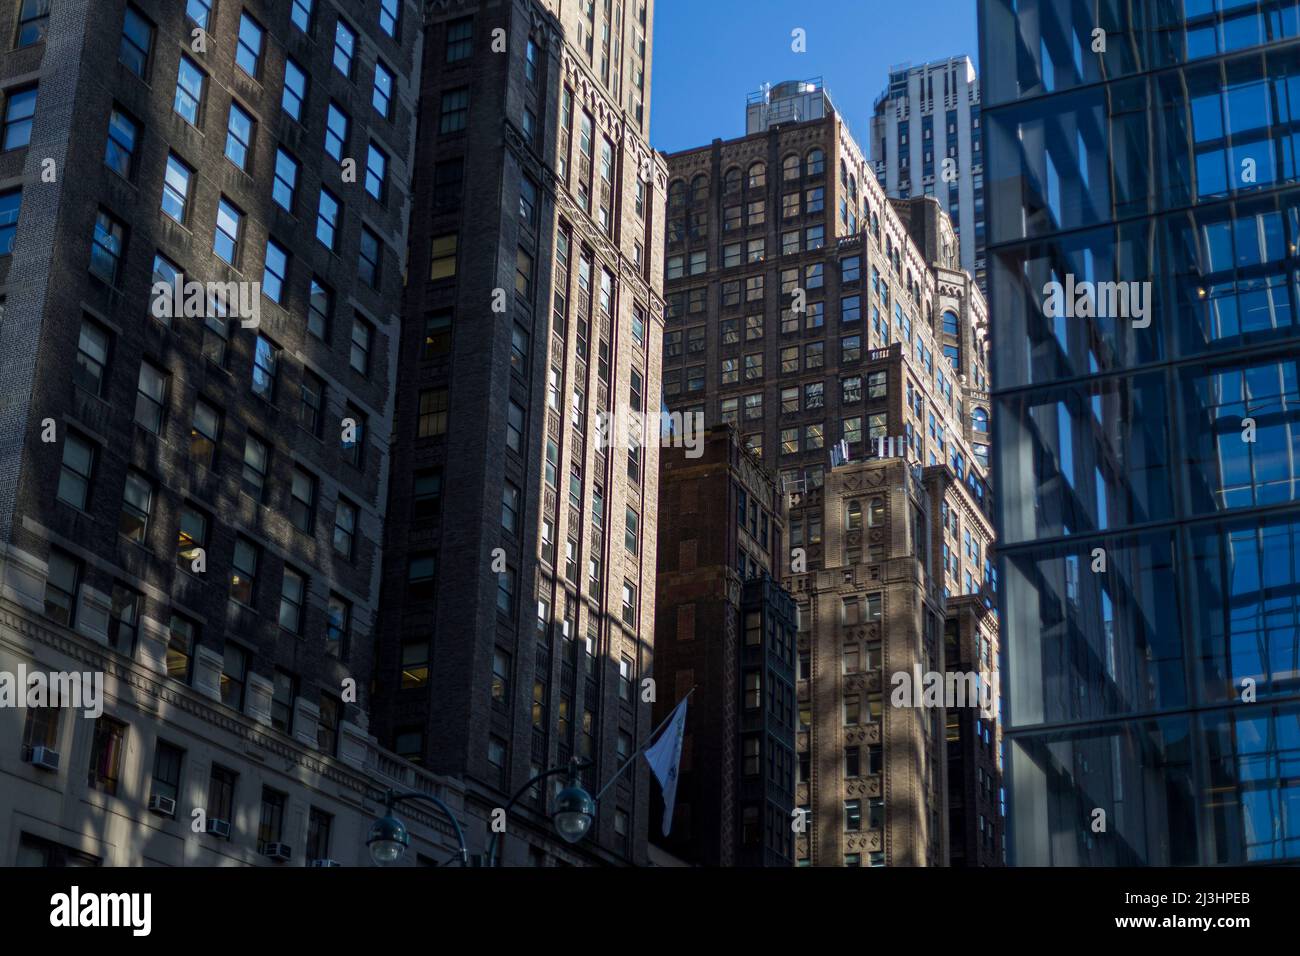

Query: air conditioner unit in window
[
  {"left": 26, "top": 746, "right": 60, "bottom": 771},
  {"left": 307, "top": 859, "right": 340, "bottom": 868},
  {"left": 206, "top": 818, "right": 231, "bottom": 839},
  {"left": 147, "top": 794, "right": 176, "bottom": 818},
  {"left": 263, "top": 842, "right": 292, "bottom": 862}
]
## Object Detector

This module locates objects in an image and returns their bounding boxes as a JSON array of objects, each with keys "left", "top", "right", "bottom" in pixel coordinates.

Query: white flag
[{"left": 643, "top": 696, "right": 689, "bottom": 836}]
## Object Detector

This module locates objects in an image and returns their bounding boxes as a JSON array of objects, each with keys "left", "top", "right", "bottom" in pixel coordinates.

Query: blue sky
[{"left": 649, "top": 0, "right": 979, "bottom": 155}]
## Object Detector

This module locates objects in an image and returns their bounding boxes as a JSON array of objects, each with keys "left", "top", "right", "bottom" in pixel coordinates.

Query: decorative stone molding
[
  {"left": 194, "top": 644, "right": 224, "bottom": 703},
  {"left": 75, "top": 584, "right": 112, "bottom": 646},
  {"left": 0, "top": 543, "right": 46, "bottom": 614},
  {"left": 293, "top": 696, "right": 321, "bottom": 748},
  {"left": 245, "top": 671, "right": 274, "bottom": 727}
]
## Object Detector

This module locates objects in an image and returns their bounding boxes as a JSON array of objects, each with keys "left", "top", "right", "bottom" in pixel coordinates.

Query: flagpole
[{"left": 592, "top": 686, "right": 696, "bottom": 803}]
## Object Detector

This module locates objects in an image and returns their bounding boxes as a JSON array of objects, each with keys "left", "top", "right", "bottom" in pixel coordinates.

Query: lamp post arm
[
  {"left": 485, "top": 757, "right": 591, "bottom": 867},
  {"left": 385, "top": 789, "right": 469, "bottom": 866}
]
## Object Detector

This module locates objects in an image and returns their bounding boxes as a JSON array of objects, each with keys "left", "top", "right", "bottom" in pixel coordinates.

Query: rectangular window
[
  {"left": 350, "top": 316, "right": 373, "bottom": 375},
  {"left": 161, "top": 153, "right": 193, "bottom": 223},
  {"left": 279, "top": 567, "right": 306, "bottom": 633},
  {"left": 119, "top": 469, "right": 152, "bottom": 542},
  {"left": 214, "top": 197, "right": 242, "bottom": 265},
  {"left": 3, "top": 85, "right": 36, "bottom": 150},
  {"left": 16, "top": 0, "right": 50, "bottom": 47},
  {"left": 282, "top": 59, "right": 307, "bottom": 120},
  {"left": 207, "top": 765, "right": 236, "bottom": 830},
  {"left": 134, "top": 361, "right": 167, "bottom": 434},
  {"left": 221, "top": 644, "right": 248, "bottom": 711},
  {"left": 325, "top": 102, "right": 349, "bottom": 161},
  {"left": 430, "top": 233, "right": 457, "bottom": 280},
  {"left": 446, "top": 16, "right": 472, "bottom": 61},
  {"left": 251, "top": 335, "right": 278, "bottom": 400},
  {"left": 119, "top": 6, "right": 153, "bottom": 78},
  {"left": 90, "top": 208, "right": 126, "bottom": 284},
  {"left": 440, "top": 88, "right": 469, "bottom": 133},
  {"left": 88, "top": 717, "right": 126, "bottom": 795},
  {"left": 417, "top": 388, "right": 449, "bottom": 438},
  {"left": 230, "top": 536, "right": 258, "bottom": 605},
  {"left": 290, "top": 468, "right": 316, "bottom": 532},
  {"left": 262, "top": 240, "right": 288, "bottom": 303},
  {"left": 332, "top": 18, "right": 356, "bottom": 78},
  {"left": 167, "top": 614, "right": 196, "bottom": 681},
  {"left": 290, "top": 0, "right": 313, "bottom": 33},
  {"left": 56, "top": 433, "right": 94, "bottom": 511},
  {"left": 315, "top": 188, "right": 340, "bottom": 250},
  {"left": 236, "top": 12, "right": 264, "bottom": 78},
  {"left": 272, "top": 670, "right": 296, "bottom": 733},
  {"left": 272, "top": 149, "right": 299, "bottom": 212},
  {"left": 151, "top": 740, "right": 183, "bottom": 804},
  {"left": 43, "top": 549, "right": 79, "bottom": 627},
  {"left": 224, "top": 102, "right": 254, "bottom": 170},
  {"left": 326, "top": 594, "right": 350, "bottom": 655},
  {"left": 104, "top": 105, "right": 138, "bottom": 178},
  {"left": 372, "top": 60, "right": 394, "bottom": 119},
  {"left": 258, "top": 788, "right": 286, "bottom": 853},
  {"left": 330, "top": 496, "right": 356, "bottom": 556},
  {"left": 190, "top": 399, "right": 220, "bottom": 467},
  {"left": 176, "top": 505, "right": 207, "bottom": 573},
  {"left": 365, "top": 142, "right": 387, "bottom": 201}
]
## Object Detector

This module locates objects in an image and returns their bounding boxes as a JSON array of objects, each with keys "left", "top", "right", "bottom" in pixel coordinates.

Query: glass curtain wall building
[{"left": 981, "top": 0, "right": 1300, "bottom": 864}]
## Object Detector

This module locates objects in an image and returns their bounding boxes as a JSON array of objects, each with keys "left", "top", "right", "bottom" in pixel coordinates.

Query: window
[
  {"left": 622, "top": 581, "right": 638, "bottom": 625},
  {"left": 159, "top": 153, "right": 194, "bottom": 224},
  {"left": 424, "top": 309, "right": 452, "bottom": 359},
  {"left": 519, "top": 175, "right": 538, "bottom": 225},
  {"left": 625, "top": 506, "right": 639, "bottom": 554},
  {"left": 417, "top": 388, "right": 448, "bottom": 438},
  {"left": 315, "top": 188, "right": 340, "bottom": 250},
  {"left": 229, "top": 536, "right": 259, "bottom": 606},
  {"left": 2, "top": 85, "right": 36, "bottom": 151},
  {"left": 364, "top": 142, "right": 388, "bottom": 201},
  {"left": 372, "top": 60, "right": 394, "bottom": 119},
  {"left": 224, "top": 102, "right": 254, "bottom": 170},
  {"left": 290, "top": 468, "right": 316, "bottom": 532},
  {"left": 134, "top": 361, "right": 167, "bottom": 434},
  {"left": 446, "top": 16, "right": 472, "bottom": 61},
  {"left": 342, "top": 405, "right": 366, "bottom": 466},
  {"left": 190, "top": 400, "right": 221, "bottom": 467},
  {"left": 307, "top": 279, "right": 333, "bottom": 339},
  {"left": 16, "top": 0, "right": 49, "bottom": 47},
  {"left": 350, "top": 316, "right": 373, "bottom": 375},
  {"left": 317, "top": 695, "right": 341, "bottom": 755},
  {"left": 440, "top": 88, "right": 469, "bottom": 133},
  {"left": 176, "top": 505, "right": 207, "bottom": 573},
  {"left": 332, "top": 18, "right": 356, "bottom": 77},
  {"left": 433, "top": 158, "right": 462, "bottom": 209},
  {"left": 88, "top": 717, "right": 126, "bottom": 795},
  {"left": 515, "top": 246, "right": 534, "bottom": 299},
  {"left": 119, "top": 470, "right": 152, "bottom": 542},
  {"left": 221, "top": 644, "right": 248, "bottom": 711},
  {"left": 271, "top": 670, "right": 296, "bottom": 734},
  {"left": 240, "top": 435, "right": 268, "bottom": 504},
  {"left": 407, "top": 553, "right": 436, "bottom": 602},
  {"left": 119, "top": 6, "right": 153, "bottom": 78},
  {"left": 251, "top": 335, "right": 278, "bottom": 400},
  {"left": 151, "top": 740, "right": 183, "bottom": 805},
  {"left": 430, "top": 234, "right": 457, "bottom": 279},
  {"left": 412, "top": 470, "right": 442, "bottom": 521},
  {"left": 104, "top": 106, "right": 139, "bottom": 179},
  {"left": 262, "top": 240, "right": 288, "bottom": 303},
  {"left": 290, "top": 0, "right": 313, "bottom": 32},
  {"left": 257, "top": 787, "right": 286, "bottom": 853},
  {"left": 501, "top": 482, "right": 521, "bottom": 534},
  {"left": 332, "top": 497, "right": 357, "bottom": 559},
  {"left": 90, "top": 208, "right": 126, "bottom": 284},
  {"left": 236, "top": 13, "right": 264, "bottom": 78},
  {"left": 326, "top": 594, "right": 350, "bottom": 655},
  {"left": 74, "top": 318, "right": 110, "bottom": 397},
  {"left": 214, "top": 198, "right": 242, "bottom": 265},
  {"left": 272, "top": 149, "right": 299, "bottom": 212},
  {"left": 279, "top": 567, "right": 306, "bottom": 633},
  {"left": 496, "top": 566, "right": 515, "bottom": 614},
  {"left": 845, "top": 799, "right": 862, "bottom": 831},
  {"left": 325, "top": 102, "right": 349, "bottom": 161},
  {"left": 207, "top": 765, "right": 237, "bottom": 829},
  {"left": 359, "top": 228, "right": 382, "bottom": 287},
  {"left": 56, "top": 433, "right": 94, "bottom": 510},
  {"left": 44, "top": 550, "right": 79, "bottom": 626},
  {"left": 282, "top": 59, "right": 307, "bottom": 121},
  {"left": 379, "top": 0, "right": 400, "bottom": 35},
  {"left": 167, "top": 615, "right": 196, "bottom": 681}
]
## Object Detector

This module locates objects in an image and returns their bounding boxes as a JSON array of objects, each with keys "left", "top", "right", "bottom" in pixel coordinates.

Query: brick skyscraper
[{"left": 372, "top": 0, "right": 667, "bottom": 866}]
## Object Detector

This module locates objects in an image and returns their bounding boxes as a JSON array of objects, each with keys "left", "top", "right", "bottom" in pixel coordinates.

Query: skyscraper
[
  {"left": 870, "top": 56, "right": 987, "bottom": 290},
  {"left": 371, "top": 0, "right": 667, "bottom": 866},
  {"left": 982, "top": 0, "right": 1300, "bottom": 864},
  {"left": 0, "top": 0, "right": 464, "bottom": 866},
  {"left": 662, "top": 81, "right": 1000, "bottom": 865}
]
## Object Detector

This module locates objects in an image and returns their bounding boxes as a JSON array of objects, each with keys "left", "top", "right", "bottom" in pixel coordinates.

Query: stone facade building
[
  {"left": 0, "top": 0, "right": 464, "bottom": 865},
  {"left": 370, "top": 0, "right": 667, "bottom": 865},
  {"left": 652, "top": 424, "right": 796, "bottom": 866},
  {"left": 662, "top": 81, "right": 1001, "bottom": 865}
]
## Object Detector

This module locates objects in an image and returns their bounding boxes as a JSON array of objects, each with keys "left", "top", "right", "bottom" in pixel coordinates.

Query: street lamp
[
  {"left": 485, "top": 756, "right": 594, "bottom": 865},
  {"left": 367, "top": 788, "right": 469, "bottom": 867}
]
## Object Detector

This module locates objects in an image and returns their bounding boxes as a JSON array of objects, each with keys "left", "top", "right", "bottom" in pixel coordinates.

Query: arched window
[
  {"left": 871, "top": 212, "right": 880, "bottom": 237},
  {"left": 782, "top": 154, "right": 801, "bottom": 181},
  {"left": 723, "top": 166, "right": 741, "bottom": 193},
  {"left": 840, "top": 159, "right": 848, "bottom": 186},
  {"left": 943, "top": 310, "right": 959, "bottom": 336},
  {"left": 807, "top": 148, "right": 825, "bottom": 176},
  {"left": 848, "top": 174, "right": 857, "bottom": 201},
  {"left": 972, "top": 407, "right": 989, "bottom": 433},
  {"left": 747, "top": 162, "right": 766, "bottom": 188},
  {"left": 668, "top": 179, "right": 687, "bottom": 208},
  {"left": 867, "top": 497, "right": 885, "bottom": 527},
  {"left": 690, "top": 173, "right": 709, "bottom": 204},
  {"left": 846, "top": 500, "right": 862, "bottom": 532}
]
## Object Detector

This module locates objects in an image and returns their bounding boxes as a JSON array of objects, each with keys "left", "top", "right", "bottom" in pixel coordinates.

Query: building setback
[
  {"left": 982, "top": 0, "right": 1300, "bottom": 865},
  {"left": 662, "top": 79, "right": 1002, "bottom": 865},
  {"left": 371, "top": 0, "right": 667, "bottom": 866},
  {"left": 0, "top": 0, "right": 465, "bottom": 865},
  {"left": 870, "top": 56, "right": 987, "bottom": 291},
  {"left": 652, "top": 424, "right": 797, "bottom": 866}
]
